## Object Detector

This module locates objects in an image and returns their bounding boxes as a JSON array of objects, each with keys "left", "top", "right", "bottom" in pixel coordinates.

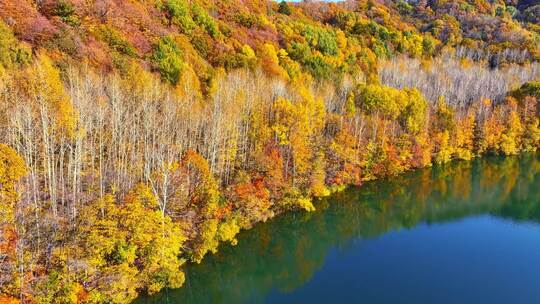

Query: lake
[{"left": 136, "top": 153, "right": 540, "bottom": 304}]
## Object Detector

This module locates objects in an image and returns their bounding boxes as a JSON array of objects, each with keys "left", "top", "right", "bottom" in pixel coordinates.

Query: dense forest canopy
[
  {"left": 0, "top": 0, "right": 538, "bottom": 303},
  {"left": 0, "top": 0, "right": 538, "bottom": 79}
]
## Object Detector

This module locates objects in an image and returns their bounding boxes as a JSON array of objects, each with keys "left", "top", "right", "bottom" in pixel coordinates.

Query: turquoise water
[{"left": 137, "top": 153, "right": 540, "bottom": 304}]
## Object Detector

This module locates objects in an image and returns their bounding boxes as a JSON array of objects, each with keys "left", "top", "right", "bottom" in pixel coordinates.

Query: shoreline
[{"left": 135, "top": 151, "right": 537, "bottom": 301}]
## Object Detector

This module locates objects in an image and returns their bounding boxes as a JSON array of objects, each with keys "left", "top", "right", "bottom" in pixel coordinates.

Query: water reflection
[{"left": 136, "top": 153, "right": 540, "bottom": 304}]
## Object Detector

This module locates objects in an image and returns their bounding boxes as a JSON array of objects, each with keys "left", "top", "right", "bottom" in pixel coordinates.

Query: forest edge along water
[{"left": 136, "top": 153, "right": 540, "bottom": 304}]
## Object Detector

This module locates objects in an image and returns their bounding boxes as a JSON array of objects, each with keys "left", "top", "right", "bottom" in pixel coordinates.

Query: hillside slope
[
  {"left": 0, "top": 0, "right": 539, "bottom": 303},
  {"left": 0, "top": 0, "right": 538, "bottom": 84}
]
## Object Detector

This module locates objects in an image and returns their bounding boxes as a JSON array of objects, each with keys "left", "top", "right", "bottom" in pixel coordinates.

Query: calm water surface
[{"left": 137, "top": 153, "right": 540, "bottom": 304}]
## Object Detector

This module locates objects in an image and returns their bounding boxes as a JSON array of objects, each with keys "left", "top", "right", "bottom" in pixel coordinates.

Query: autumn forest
[{"left": 0, "top": 0, "right": 539, "bottom": 303}]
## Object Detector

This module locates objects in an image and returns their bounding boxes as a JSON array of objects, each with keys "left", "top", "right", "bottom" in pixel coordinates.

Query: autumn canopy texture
[{"left": 0, "top": 0, "right": 539, "bottom": 303}]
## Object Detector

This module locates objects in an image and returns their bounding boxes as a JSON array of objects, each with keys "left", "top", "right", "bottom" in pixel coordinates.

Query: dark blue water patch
[{"left": 266, "top": 215, "right": 540, "bottom": 304}]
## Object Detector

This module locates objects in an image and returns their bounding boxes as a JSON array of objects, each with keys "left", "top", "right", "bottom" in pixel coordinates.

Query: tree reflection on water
[{"left": 137, "top": 153, "right": 540, "bottom": 304}]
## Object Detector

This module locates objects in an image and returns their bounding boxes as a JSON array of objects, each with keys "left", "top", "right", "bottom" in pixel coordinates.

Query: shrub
[
  {"left": 0, "top": 21, "right": 31, "bottom": 68},
  {"left": 303, "top": 55, "right": 332, "bottom": 79},
  {"left": 512, "top": 81, "right": 540, "bottom": 100},
  {"left": 303, "top": 26, "right": 339, "bottom": 56},
  {"left": 317, "top": 30, "right": 339, "bottom": 56},
  {"left": 192, "top": 4, "right": 220, "bottom": 38},
  {"left": 163, "top": 0, "right": 189, "bottom": 19},
  {"left": 151, "top": 36, "right": 185, "bottom": 85},
  {"left": 235, "top": 12, "right": 258, "bottom": 28},
  {"left": 278, "top": 1, "right": 292, "bottom": 15},
  {"left": 287, "top": 42, "right": 311, "bottom": 61},
  {"left": 54, "top": 0, "right": 80, "bottom": 26},
  {"left": 163, "top": 0, "right": 196, "bottom": 34},
  {"left": 191, "top": 32, "right": 210, "bottom": 58},
  {"left": 95, "top": 25, "right": 136, "bottom": 57}
]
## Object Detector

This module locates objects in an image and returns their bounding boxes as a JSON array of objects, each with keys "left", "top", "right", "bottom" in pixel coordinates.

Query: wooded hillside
[{"left": 0, "top": 0, "right": 539, "bottom": 303}]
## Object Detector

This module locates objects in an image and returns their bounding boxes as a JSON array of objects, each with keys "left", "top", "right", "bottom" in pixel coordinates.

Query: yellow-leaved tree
[
  {"left": 520, "top": 96, "right": 540, "bottom": 151},
  {"left": 0, "top": 144, "right": 27, "bottom": 222},
  {"left": 66, "top": 184, "right": 185, "bottom": 303},
  {"left": 453, "top": 111, "right": 475, "bottom": 160},
  {"left": 432, "top": 97, "right": 456, "bottom": 164},
  {"left": 500, "top": 102, "right": 524, "bottom": 156},
  {"left": 0, "top": 144, "right": 27, "bottom": 300},
  {"left": 25, "top": 53, "right": 78, "bottom": 138},
  {"left": 181, "top": 150, "right": 221, "bottom": 263}
]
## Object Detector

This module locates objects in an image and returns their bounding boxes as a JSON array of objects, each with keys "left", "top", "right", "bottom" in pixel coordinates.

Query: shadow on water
[{"left": 136, "top": 153, "right": 540, "bottom": 304}]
